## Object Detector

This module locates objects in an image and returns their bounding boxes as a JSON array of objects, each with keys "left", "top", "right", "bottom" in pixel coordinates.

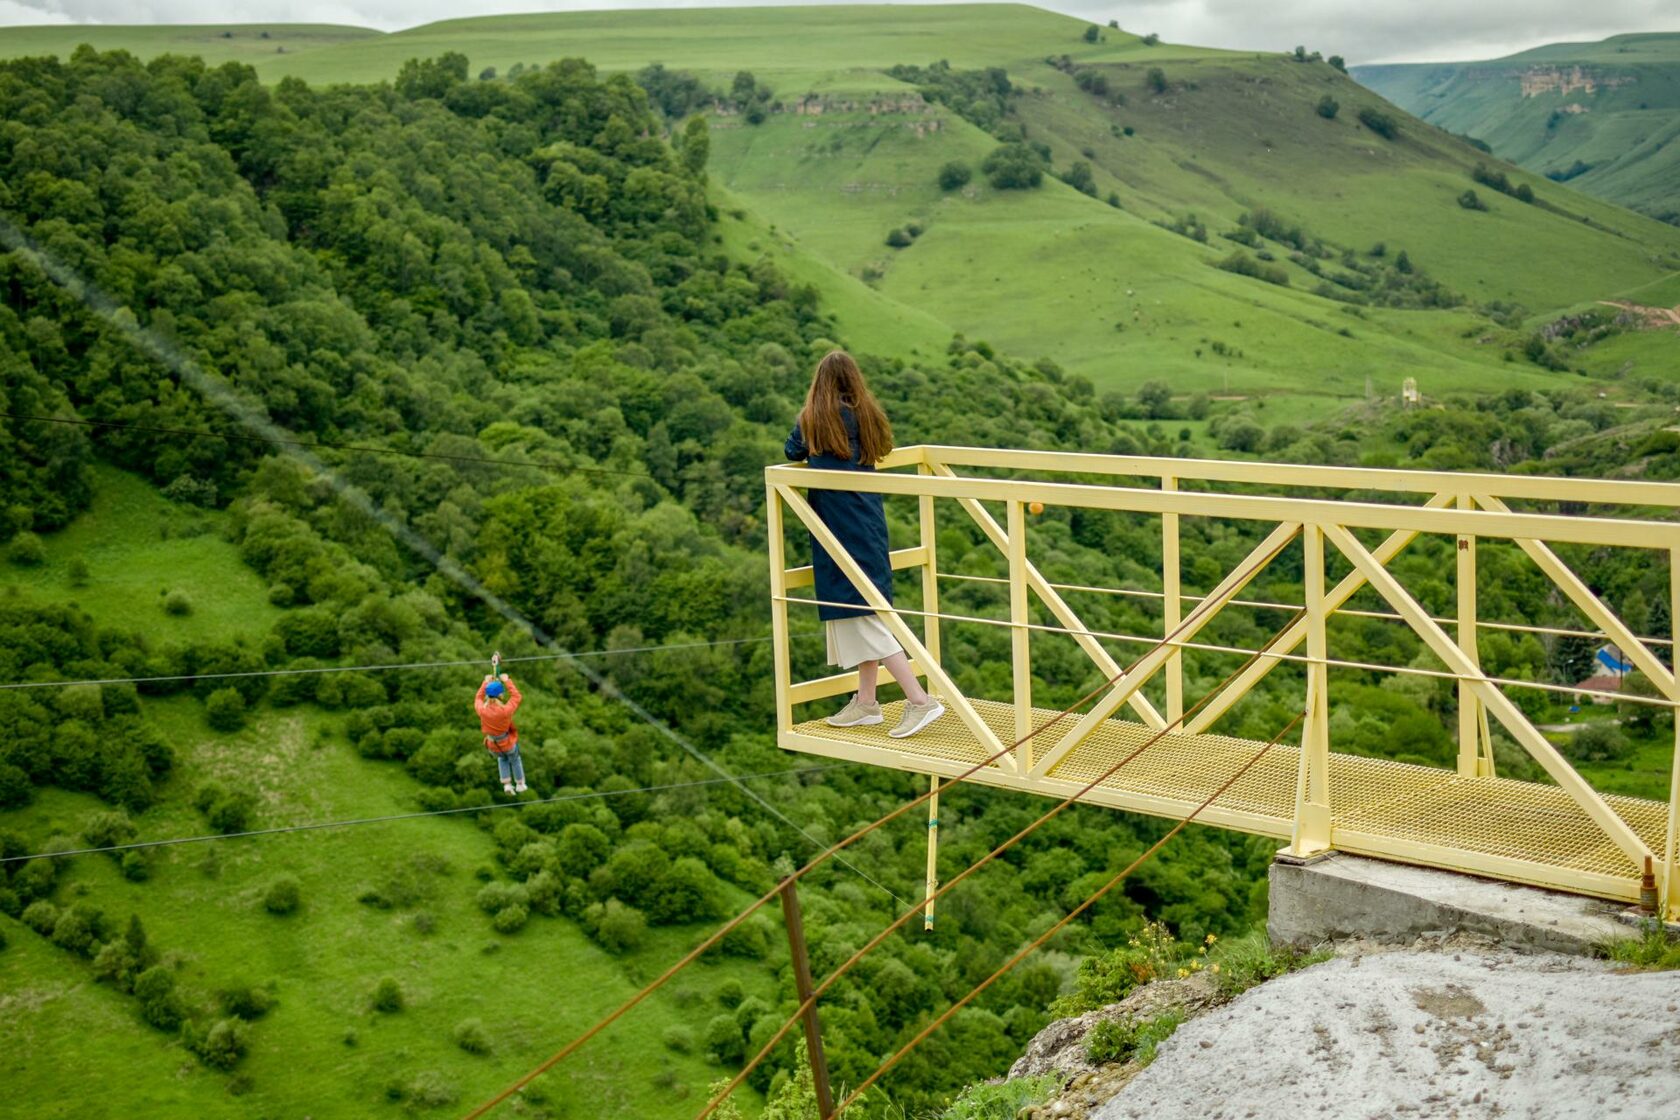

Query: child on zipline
[
  {"left": 476, "top": 652, "right": 526, "bottom": 794},
  {"left": 786, "top": 349, "right": 945, "bottom": 738}
]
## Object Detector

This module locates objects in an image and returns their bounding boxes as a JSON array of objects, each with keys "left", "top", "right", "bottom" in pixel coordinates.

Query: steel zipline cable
[
  {"left": 2, "top": 412, "right": 657, "bottom": 481},
  {"left": 0, "top": 765, "right": 849, "bottom": 865},
  {"left": 459, "top": 532, "right": 1300, "bottom": 1120},
  {"left": 0, "top": 632, "right": 823, "bottom": 693}
]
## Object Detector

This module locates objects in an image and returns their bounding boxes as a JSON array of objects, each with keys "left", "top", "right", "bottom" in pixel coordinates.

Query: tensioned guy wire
[{"left": 0, "top": 766, "right": 848, "bottom": 864}]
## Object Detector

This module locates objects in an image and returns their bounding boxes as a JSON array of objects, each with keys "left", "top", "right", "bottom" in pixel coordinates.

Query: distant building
[
  {"left": 1401, "top": 378, "right": 1420, "bottom": 408},
  {"left": 1573, "top": 673, "right": 1624, "bottom": 703}
]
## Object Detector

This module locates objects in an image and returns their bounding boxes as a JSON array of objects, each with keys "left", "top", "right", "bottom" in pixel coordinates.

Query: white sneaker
[
  {"left": 514, "top": 781, "right": 527, "bottom": 793},
  {"left": 890, "top": 698, "right": 946, "bottom": 739},
  {"left": 502, "top": 782, "right": 515, "bottom": 795},
  {"left": 826, "top": 695, "right": 883, "bottom": 727}
]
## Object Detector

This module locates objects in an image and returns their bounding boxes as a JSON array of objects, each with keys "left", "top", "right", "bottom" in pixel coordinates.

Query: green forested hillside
[
  {"left": 1356, "top": 33, "right": 1680, "bottom": 224},
  {"left": 2, "top": 13, "right": 1679, "bottom": 1120},
  {"left": 7, "top": 5, "right": 1679, "bottom": 417}
]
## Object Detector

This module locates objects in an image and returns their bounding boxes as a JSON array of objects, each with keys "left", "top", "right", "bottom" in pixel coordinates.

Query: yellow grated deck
[{"left": 786, "top": 698, "right": 1669, "bottom": 903}]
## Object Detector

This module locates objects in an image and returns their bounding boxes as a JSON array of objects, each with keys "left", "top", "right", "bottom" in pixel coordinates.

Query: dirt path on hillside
[
  {"left": 1599, "top": 300, "right": 1680, "bottom": 329},
  {"left": 1092, "top": 947, "right": 1680, "bottom": 1120}
]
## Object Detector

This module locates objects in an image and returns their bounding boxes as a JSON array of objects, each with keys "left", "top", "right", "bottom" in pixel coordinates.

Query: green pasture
[
  {"left": 0, "top": 698, "right": 779, "bottom": 1119},
  {"left": 2, "top": 465, "right": 280, "bottom": 644},
  {"left": 0, "top": 23, "right": 375, "bottom": 66}
]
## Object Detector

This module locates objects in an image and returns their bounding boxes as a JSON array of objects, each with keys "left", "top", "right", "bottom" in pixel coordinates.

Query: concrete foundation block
[{"left": 1267, "top": 851, "right": 1640, "bottom": 956}]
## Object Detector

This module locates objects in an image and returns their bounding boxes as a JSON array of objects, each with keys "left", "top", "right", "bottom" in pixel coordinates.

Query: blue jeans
[{"left": 494, "top": 744, "right": 525, "bottom": 785}]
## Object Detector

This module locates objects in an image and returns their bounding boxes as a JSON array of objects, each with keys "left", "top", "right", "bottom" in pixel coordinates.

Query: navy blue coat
[{"left": 785, "top": 409, "right": 892, "bottom": 621}]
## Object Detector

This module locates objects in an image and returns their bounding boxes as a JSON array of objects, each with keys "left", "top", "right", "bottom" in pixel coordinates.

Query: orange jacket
[{"left": 475, "top": 678, "right": 522, "bottom": 752}]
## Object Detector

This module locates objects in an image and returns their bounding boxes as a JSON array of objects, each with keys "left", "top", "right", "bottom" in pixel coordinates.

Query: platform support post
[
  {"left": 1163, "top": 475, "right": 1183, "bottom": 723},
  {"left": 1007, "top": 500, "right": 1033, "bottom": 768},
  {"left": 1665, "top": 549, "right": 1680, "bottom": 921},
  {"left": 1456, "top": 493, "right": 1491, "bottom": 778},
  {"left": 924, "top": 775, "right": 940, "bottom": 932},
  {"left": 767, "top": 481, "right": 792, "bottom": 737},
  {"left": 919, "top": 464, "right": 942, "bottom": 665},
  {"left": 779, "top": 878, "right": 835, "bottom": 1119},
  {"left": 1291, "top": 523, "right": 1333, "bottom": 856}
]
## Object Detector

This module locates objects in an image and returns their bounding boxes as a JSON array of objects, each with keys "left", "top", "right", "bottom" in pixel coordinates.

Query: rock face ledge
[{"left": 1092, "top": 947, "right": 1680, "bottom": 1120}]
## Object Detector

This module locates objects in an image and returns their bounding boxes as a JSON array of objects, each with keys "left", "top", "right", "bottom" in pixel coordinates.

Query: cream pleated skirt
[{"left": 826, "top": 614, "right": 903, "bottom": 668}]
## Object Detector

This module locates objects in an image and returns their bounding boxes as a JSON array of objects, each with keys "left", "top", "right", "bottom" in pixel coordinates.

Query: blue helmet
[{"left": 485, "top": 680, "right": 505, "bottom": 699}]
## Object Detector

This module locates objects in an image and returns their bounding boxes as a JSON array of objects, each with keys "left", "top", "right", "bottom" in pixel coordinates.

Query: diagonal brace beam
[
  {"left": 1324, "top": 523, "right": 1653, "bottom": 867},
  {"left": 932, "top": 465, "right": 1166, "bottom": 730},
  {"left": 1186, "top": 493, "right": 1454, "bottom": 734},
  {"left": 1473, "top": 493, "right": 1673, "bottom": 695},
  {"left": 777, "top": 485, "right": 1016, "bottom": 772},
  {"left": 1029, "top": 521, "right": 1302, "bottom": 780}
]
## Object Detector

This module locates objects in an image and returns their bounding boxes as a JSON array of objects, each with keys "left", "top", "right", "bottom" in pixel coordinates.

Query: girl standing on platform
[{"left": 785, "top": 350, "right": 944, "bottom": 738}]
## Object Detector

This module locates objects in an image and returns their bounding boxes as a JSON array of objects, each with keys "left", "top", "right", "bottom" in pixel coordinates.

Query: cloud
[
  {"left": 0, "top": 0, "right": 74, "bottom": 24},
  {"left": 0, "top": 0, "right": 1674, "bottom": 63}
]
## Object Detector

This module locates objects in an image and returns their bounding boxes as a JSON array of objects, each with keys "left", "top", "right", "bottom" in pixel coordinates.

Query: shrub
[
  {"left": 1214, "top": 251, "right": 1289, "bottom": 287},
  {"left": 704, "top": 1012, "right": 746, "bottom": 1064},
  {"left": 199, "top": 786, "right": 255, "bottom": 834},
  {"left": 1358, "top": 107, "right": 1399, "bottom": 139},
  {"left": 1458, "top": 189, "right": 1488, "bottom": 211},
  {"left": 1515, "top": 182, "right": 1534, "bottom": 203},
  {"left": 1567, "top": 722, "right": 1633, "bottom": 763},
  {"left": 1083, "top": 24, "right": 1099, "bottom": 43},
  {"left": 51, "top": 903, "right": 104, "bottom": 956},
  {"left": 1145, "top": 67, "right": 1167, "bottom": 94},
  {"left": 135, "top": 966, "right": 184, "bottom": 1031},
  {"left": 1316, "top": 94, "right": 1339, "bottom": 119},
  {"left": 82, "top": 810, "right": 136, "bottom": 850},
  {"left": 1142, "top": 32, "right": 1159, "bottom": 46},
  {"left": 6, "top": 532, "right": 45, "bottom": 566},
  {"left": 1084, "top": 1011, "right": 1182, "bottom": 1066},
  {"left": 938, "top": 160, "right": 973, "bottom": 191},
  {"left": 187, "top": 1017, "right": 249, "bottom": 1070},
  {"left": 662, "top": 1024, "right": 696, "bottom": 1054},
  {"left": 492, "top": 903, "right": 529, "bottom": 933},
  {"left": 981, "top": 143, "right": 1045, "bottom": 190},
  {"left": 219, "top": 984, "right": 275, "bottom": 1020},
  {"left": 647, "top": 857, "right": 726, "bottom": 925},
  {"left": 21, "top": 899, "right": 59, "bottom": 935},
  {"left": 67, "top": 557, "right": 89, "bottom": 586},
  {"left": 120, "top": 851, "right": 150, "bottom": 881},
  {"left": 205, "top": 688, "right": 246, "bottom": 732},
  {"left": 371, "top": 976, "right": 404, "bottom": 1013},
  {"left": 592, "top": 898, "right": 647, "bottom": 954},
  {"left": 475, "top": 882, "right": 529, "bottom": 914},
  {"left": 716, "top": 978, "right": 746, "bottom": 1008},
  {"left": 454, "top": 1017, "right": 492, "bottom": 1054},
  {"left": 1061, "top": 160, "right": 1097, "bottom": 196},
  {"left": 0, "top": 764, "right": 29, "bottom": 808},
  {"left": 163, "top": 590, "right": 192, "bottom": 616},
  {"left": 885, "top": 227, "right": 913, "bottom": 248},
  {"left": 263, "top": 875, "right": 301, "bottom": 915}
]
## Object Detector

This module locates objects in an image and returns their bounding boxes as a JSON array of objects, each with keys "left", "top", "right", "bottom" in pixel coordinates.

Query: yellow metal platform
[{"left": 787, "top": 698, "right": 1668, "bottom": 905}]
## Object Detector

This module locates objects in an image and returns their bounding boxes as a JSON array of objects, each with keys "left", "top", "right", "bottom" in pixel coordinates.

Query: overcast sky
[{"left": 1, "top": 0, "right": 1674, "bottom": 64}]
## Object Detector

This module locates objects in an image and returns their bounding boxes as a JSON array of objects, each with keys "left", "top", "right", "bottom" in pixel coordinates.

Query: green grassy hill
[
  {"left": 1355, "top": 33, "right": 1680, "bottom": 224},
  {"left": 6, "top": 5, "right": 1678, "bottom": 412},
  {"left": 0, "top": 22, "right": 377, "bottom": 66}
]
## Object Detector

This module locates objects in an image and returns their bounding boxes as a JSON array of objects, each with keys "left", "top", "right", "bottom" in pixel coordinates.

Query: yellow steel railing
[{"left": 765, "top": 445, "right": 1680, "bottom": 920}]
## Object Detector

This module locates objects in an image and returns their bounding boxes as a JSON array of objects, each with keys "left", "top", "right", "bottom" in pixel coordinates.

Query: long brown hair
[{"left": 798, "top": 350, "right": 894, "bottom": 465}]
